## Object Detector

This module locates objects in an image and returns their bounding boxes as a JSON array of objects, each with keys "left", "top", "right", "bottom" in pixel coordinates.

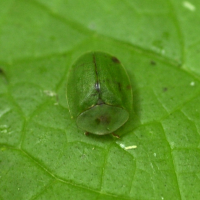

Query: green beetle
[{"left": 66, "top": 52, "right": 132, "bottom": 135}]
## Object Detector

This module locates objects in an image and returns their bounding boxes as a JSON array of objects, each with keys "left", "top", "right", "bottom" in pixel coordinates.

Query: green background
[{"left": 0, "top": 0, "right": 200, "bottom": 199}]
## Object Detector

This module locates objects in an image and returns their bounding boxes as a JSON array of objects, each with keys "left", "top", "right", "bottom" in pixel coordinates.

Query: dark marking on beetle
[
  {"left": 95, "top": 82, "right": 100, "bottom": 92},
  {"left": 117, "top": 82, "right": 122, "bottom": 91},
  {"left": 111, "top": 56, "right": 120, "bottom": 64},
  {"left": 126, "top": 85, "right": 132, "bottom": 90},
  {"left": 93, "top": 54, "right": 101, "bottom": 99},
  {"left": 76, "top": 63, "right": 85, "bottom": 68},
  {"left": 163, "top": 87, "right": 168, "bottom": 92},
  {"left": 90, "top": 92, "right": 98, "bottom": 97},
  {"left": 105, "top": 78, "right": 111, "bottom": 83},
  {"left": 95, "top": 115, "right": 111, "bottom": 125},
  {"left": 150, "top": 60, "right": 156, "bottom": 65},
  {"left": 75, "top": 62, "right": 93, "bottom": 70},
  {"left": 97, "top": 99, "right": 104, "bottom": 105}
]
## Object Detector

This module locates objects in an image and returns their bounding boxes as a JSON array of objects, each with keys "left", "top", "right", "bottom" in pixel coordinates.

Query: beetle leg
[
  {"left": 84, "top": 132, "right": 90, "bottom": 136},
  {"left": 112, "top": 133, "right": 120, "bottom": 139}
]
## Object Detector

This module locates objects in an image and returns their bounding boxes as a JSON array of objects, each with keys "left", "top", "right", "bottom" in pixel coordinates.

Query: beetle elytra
[{"left": 66, "top": 52, "right": 132, "bottom": 135}]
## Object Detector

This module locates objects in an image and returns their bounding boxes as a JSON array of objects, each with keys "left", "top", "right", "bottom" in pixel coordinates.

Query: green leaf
[{"left": 0, "top": 0, "right": 200, "bottom": 199}]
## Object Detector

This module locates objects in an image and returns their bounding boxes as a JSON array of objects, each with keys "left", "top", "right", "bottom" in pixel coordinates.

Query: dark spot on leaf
[
  {"left": 163, "top": 87, "right": 168, "bottom": 92},
  {"left": 117, "top": 82, "right": 122, "bottom": 91},
  {"left": 62, "top": 52, "right": 67, "bottom": 57},
  {"left": 50, "top": 36, "right": 56, "bottom": 40},
  {"left": 126, "top": 85, "right": 131, "bottom": 90},
  {"left": 111, "top": 56, "right": 120, "bottom": 64},
  {"left": 0, "top": 68, "right": 5, "bottom": 75},
  {"left": 177, "top": 63, "right": 182, "bottom": 67},
  {"left": 0, "top": 68, "right": 8, "bottom": 83},
  {"left": 150, "top": 60, "right": 156, "bottom": 65}
]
